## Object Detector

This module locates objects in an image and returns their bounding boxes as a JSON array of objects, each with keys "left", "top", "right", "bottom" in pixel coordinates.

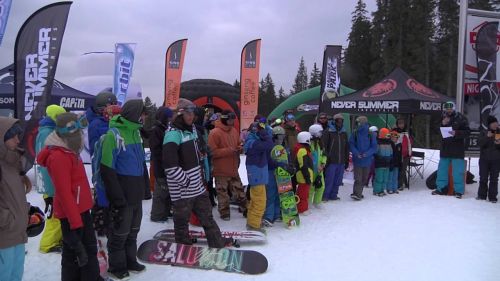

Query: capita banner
[
  {"left": 0, "top": 0, "right": 12, "bottom": 46},
  {"left": 240, "top": 39, "right": 261, "bottom": 131},
  {"left": 14, "top": 1, "right": 72, "bottom": 162},
  {"left": 319, "top": 45, "right": 342, "bottom": 114},
  {"left": 114, "top": 43, "right": 136, "bottom": 106},
  {"left": 164, "top": 39, "right": 187, "bottom": 109}
]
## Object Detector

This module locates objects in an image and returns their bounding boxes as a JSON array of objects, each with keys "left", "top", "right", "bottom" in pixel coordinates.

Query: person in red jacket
[{"left": 37, "top": 112, "right": 103, "bottom": 281}]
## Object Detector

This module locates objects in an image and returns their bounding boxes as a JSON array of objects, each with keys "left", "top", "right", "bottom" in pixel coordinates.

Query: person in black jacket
[
  {"left": 150, "top": 107, "right": 173, "bottom": 222},
  {"left": 432, "top": 101, "right": 470, "bottom": 199},
  {"left": 477, "top": 115, "right": 500, "bottom": 203}
]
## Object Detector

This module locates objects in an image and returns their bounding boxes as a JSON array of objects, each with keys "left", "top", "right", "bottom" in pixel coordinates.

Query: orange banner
[
  {"left": 240, "top": 39, "right": 261, "bottom": 131},
  {"left": 164, "top": 39, "right": 187, "bottom": 109}
]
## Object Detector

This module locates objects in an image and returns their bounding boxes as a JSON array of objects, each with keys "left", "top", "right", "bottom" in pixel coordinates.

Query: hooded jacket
[
  {"left": 86, "top": 107, "right": 109, "bottom": 156},
  {"left": 37, "top": 133, "right": 94, "bottom": 230},
  {"left": 244, "top": 130, "right": 273, "bottom": 186},
  {"left": 478, "top": 128, "right": 500, "bottom": 161},
  {"left": 349, "top": 123, "right": 378, "bottom": 167},
  {"left": 163, "top": 116, "right": 206, "bottom": 201},
  {"left": 0, "top": 117, "right": 29, "bottom": 249},
  {"left": 295, "top": 143, "right": 314, "bottom": 184},
  {"left": 149, "top": 107, "right": 171, "bottom": 180},
  {"left": 374, "top": 138, "right": 394, "bottom": 168},
  {"left": 35, "top": 117, "right": 56, "bottom": 196},
  {"left": 208, "top": 120, "right": 240, "bottom": 177},
  {"left": 440, "top": 112, "right": 470, "bottom": 159},
  {"left": 100, "top": 114, "right": 146, "bottom": 207},
  {"left": 322, "top": 121, "right": 349, "bottom": 166}
]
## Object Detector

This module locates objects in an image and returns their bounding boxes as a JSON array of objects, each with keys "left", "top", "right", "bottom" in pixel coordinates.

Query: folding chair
[{"left": 407, "top": 150, "right": 425, "bottom": 188}]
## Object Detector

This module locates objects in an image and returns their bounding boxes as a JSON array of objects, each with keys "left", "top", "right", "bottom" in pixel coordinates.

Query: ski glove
[
  {"left": 313, "top": 176, "right": 322, "bottom": 189},
  {"left": 65, "top": 228, "right": 88, "bottom": 267},
  {"left": 44, "top": 197, "right": 53, "bottom": 219},
  {"left": 156, "top": 177, "right": 169, "bottom": 191}
]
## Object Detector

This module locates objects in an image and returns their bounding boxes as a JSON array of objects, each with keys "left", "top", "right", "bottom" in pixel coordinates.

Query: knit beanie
[{"left": 46, "top": 105, "right": 66, "bottom": 121}]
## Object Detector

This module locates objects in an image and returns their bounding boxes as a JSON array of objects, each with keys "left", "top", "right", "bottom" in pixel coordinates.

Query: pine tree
[
  {"left": 308, "top": 62, "right": 322, "bottom": 88},
  {"left": 469, "top": 0, "right": 494, "bottom": 10},
  {"left": 278, "top": 86, "right": 287, "bottom": 104},
  {"left": 369, "top": 0, "right": 388, "bottom": 83},
  {"left": 290, "top": 57, "right": 308, "bottom": 94},
  {"left": 233, "top": 79, "right": 240, "bottom": 89},
  {"left": 344, "top": 0, "right": 373, "bottom": 89},
  {"left": 258, "top": 73, "right": 277, "bottom": 116}
]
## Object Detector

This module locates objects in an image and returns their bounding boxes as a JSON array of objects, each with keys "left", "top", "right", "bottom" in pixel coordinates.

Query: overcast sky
[{"left": 0, "top": 0, "right": 377, "bottom": 104}]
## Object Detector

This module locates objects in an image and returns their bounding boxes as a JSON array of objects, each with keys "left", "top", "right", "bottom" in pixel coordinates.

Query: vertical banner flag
[
  {"left": 240, "top": 39, "right": 261, "bottom": 131},
  {"left": 164, "top": 39, "right": 187, "bottom": 109},
  {"left": 114, "top": 43, "right": 136, "bottom": 105},
  {"left": 0, "top": 0, "right": 12, "bottom": 46},
  {"left": 476, "top": 21, "right": 500, "bottom": 130},
  {"left": 14, "top": 1, "right": 72, "bottom": 162},
  {"left": 319, "top": 45, "right": 342, "bottom": 114}
]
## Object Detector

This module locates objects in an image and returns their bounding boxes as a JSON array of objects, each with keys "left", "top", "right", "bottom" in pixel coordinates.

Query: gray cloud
[{"left": 0, "top": 0, "right": 376, "bottom": 104}]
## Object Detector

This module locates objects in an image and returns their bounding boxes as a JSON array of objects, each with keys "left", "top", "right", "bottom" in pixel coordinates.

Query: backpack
[{"left": 91, "top": 128, "right": 125, "bottom": 207}]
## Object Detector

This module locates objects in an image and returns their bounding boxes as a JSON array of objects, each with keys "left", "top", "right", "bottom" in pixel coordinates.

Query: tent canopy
[
  {"left": 323, "top": 67, "right": 452, "bottom": 115},
  {"left": 0, "top": 64, "right": 95, "bottom": 111}
]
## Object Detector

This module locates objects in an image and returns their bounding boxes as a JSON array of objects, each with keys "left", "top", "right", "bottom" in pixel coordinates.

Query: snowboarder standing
[
  {"left": 477, "top": 115, "right": 500, "bottom": 203},
  {"left": 295, "top": 132, "right": 314, "bottom": 214},
  {"left": 208, "top": 110, "right": 247, "bottom": 221},
  {"left": 388, "top": 131, "right": 402, "bottom": 194},
  {"left": 373, "top": 128, "right": 393, "bottom": 197},
  {"left": 163, "top": 99, "right": 229, "bottom": 248},
  {"left": 37, "top": 112, "right": 103, "bottom": 281},
  {"left": 393, "top": 117, "right": 412, "bottom": 190},
  {"left": 349, "top": 116, "right": 377, "bottom": 200},
  {"left": 322, "top": 113, "right": 349, "bottom": 201},
  {"left": 0, "top": 117, "right": 30, "bottom": 281},
  {"left": 432, "top": 101, "right": 470, "bottom": 199},
  {"left": 308, "top": 124, "right": 327, "bottom": 208},
  {"left": 100, "top": 100, "right": 148, "bottom": 279},
  {"left": 244, "top": 121, "right": 274, "bottom": 233}
]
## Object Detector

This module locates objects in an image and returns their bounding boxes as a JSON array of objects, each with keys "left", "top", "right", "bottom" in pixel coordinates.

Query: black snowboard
[{"left": 137, "top": 239, "right": 268, "bottom": 275}]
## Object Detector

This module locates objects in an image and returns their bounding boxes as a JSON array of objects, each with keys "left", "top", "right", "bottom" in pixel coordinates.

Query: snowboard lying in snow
[
  {"left": 137, "top": 239, "right": 268, "bottom": 275},
  {"left": 153, "top": 228, "right": 267, "bottom": 243}
]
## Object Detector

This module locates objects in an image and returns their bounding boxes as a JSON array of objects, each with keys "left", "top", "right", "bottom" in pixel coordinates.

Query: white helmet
[
  {"left": 308, "top": 124, "right": 323, "bottom": 138},
  {"left": 297, "top": 131, "right": 312, "bottom": 145},
  {"left": 369, "top": 126, "right": 378, "bottom": 132}
]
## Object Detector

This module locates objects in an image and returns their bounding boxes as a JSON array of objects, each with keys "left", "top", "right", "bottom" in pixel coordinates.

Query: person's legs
[
  {"left": 193, "top": 193, "right": 225, "bottom": 248},
  {"left": 323, "top": 164, "right": 335, "bottom": 200},
  {"left": 264, "top": 171, "right": 278, "bottom": 221},
  {"left": 0, "top": 244, "right": 25, "bottom": 281},
  {"left": 229, "top": 175, "right": 248, "bottom": 213},
  {"left": 215, "top": 176, "right": 231, "bottom": 218},
  {"left": 478, "top": 157, "right": 489, "bottom": 199},
  {"left": 125, "top": 205, "right": 142, "bottom": 267},
  {"left": 246, "top": 185, "right": 267, "bottom": 229},
  {"left": 436, "top": 158, "right": 451, "bottom": 192},
  {"left": 172, "top": 198, "right": 194, "bottom": 245},
  {"left": 310, "top": 174, "right": 325, "bottom": 204},
  {"left": 353, "top": 166, "right": 364, "bottom": 196},
  {"left": 373, "top": 168, "right": 384, "bottom": 194},
  {"left": 79, "top": 211, "right": 102, "bottom": 281},
  {"left": 400, "top": 157, "right": 410, "bottom": 188},
  {"left": 488, "top": 159, "right": 500, "bottom": 201},
  {"left": 451, "top": 158, "right": 465, "bottom": 194},
  {"left": 332, "top": 164, "right": 344, "bottom": 199},
  {"left": 150, "top": 181, "right": 170, "bottom": 221},
  {"left": 107, "top": 206, "right": 134, "bottom": 273},
  {"left": 296, "top": 183, "right": 311, "bottom": 213}
]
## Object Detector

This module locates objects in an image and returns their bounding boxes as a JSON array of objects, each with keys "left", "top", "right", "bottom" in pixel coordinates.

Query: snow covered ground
[{"left": 23, "top": 149, "right": 500, "bottom": 281}]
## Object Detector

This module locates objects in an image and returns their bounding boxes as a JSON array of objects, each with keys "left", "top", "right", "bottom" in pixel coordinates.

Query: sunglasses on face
[
  {"left": 179, "top": 106, "right": 197, "bottom": 114},
  {"left": 221, "top": 112, "right": 236, "bottom": 120},
  {"left": 56, "top": 115, "right": 88, "bottom": 134}
]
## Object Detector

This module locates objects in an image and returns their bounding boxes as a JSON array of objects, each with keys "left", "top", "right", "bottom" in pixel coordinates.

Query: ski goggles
[
  {"left": 56, "top": 114, "right": 88, "bottom": 135},
  {"left": 178, "top": 105, "right": 197, "bottom": 114},
  {"left": 250, "top": 122, "right": 266, "bottom": 132},
  {"left": 221, "top": 112, "right": 236, "bottom": 120},
  {"left": 285, "top": 114, "right": 295, "bottom": 121},
  {"left": 443, "top": 102, "right": 455, "bottom": 110},
  {"left": 3, "top": 122, "right": 23, "bottom": 142},
  {"left": 389, "top": 131, "right": 400, "bottom": 138}
]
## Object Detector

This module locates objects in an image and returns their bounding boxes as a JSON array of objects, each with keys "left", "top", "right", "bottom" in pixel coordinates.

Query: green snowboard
[{"left": 271, "top": 145, "right": 300, "bottom": 228}]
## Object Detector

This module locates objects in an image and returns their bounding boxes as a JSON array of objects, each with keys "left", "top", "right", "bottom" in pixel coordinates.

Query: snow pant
[
  {"left": 309, "top": 174, "right": 325, "bottom": 204},
  {"left": 296, "top": 183, "right": 311, "bottom": 213},
  {"left": 353, "top": 166, "right": 370, "bottom": 197},
  {"left": 366, "top": 161, "right": 375, "bottom": 186},
  {"left": 399, "top": 156, "right": 410, "bottom": 188},
  {"left": 107, "top": 204, "right": 142, "bottom": 272},
  {"left": 323, "top": 163, "right": 344, "bottom": 200},
  {"left": 247, "top": 185, "right": 266, "bottom": 229},
  {"left": 150, "top": 181, "right": 172, "bottom": 221},
  {"left": 436, "top": 158, "right": 465, "bottom": 194},
  {"left": 264, "top": 171, "right": 281, "bottom": 222},
  {"left": 91, "top": 205, "right": 110, "bottom": 237},
  {"left": 172, "top": 192, "right": 225, "bottom": 248},
  {"left": 0, "top": 243, "right": 25, "bottom": 281},
  {"left": 388, "top": 167, "right": 399, "bottom": 192},
  {"left": 373, "top": 167, "right": 390, "bottom": 194},
  {"left": 39, "top": 216, "right": 62, "bottom": 253},
  {"left": 215, "top": 175, "right": 247, "bottom": 218},
  {"left": 478, "top": 157, "right": 500, "bottom": 201},
  {"left": 60, "top": 211, "right": 101, "bottom": 281}
]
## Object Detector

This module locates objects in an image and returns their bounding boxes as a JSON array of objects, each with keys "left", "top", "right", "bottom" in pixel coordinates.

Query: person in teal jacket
[{"left": 35, "top": 104, "right": 66, "bottom": 253}]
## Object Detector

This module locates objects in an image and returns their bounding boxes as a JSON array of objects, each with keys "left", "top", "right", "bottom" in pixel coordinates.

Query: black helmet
[
  {"left": 95, "top": 91, "right": 118, "bottom": 112},
  {"left": 27, "top": 206, "right": 45, "bottom": 237}
]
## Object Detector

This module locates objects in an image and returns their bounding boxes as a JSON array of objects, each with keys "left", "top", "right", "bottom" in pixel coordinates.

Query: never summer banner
[
  {"left": 240, "top": 39, "right": 261, "bottom": 131},
  {"left": 114, "top": 43, "right": 136, "bottom": 106},
  {"left": 164, "top": 39, "right": 187, "bottom": 109},
  {"left": 319, "top": 45, "right": 342, "bottom": 114},
  {"left": 14, "top": 1, "right": 72, "bottom": 162}
]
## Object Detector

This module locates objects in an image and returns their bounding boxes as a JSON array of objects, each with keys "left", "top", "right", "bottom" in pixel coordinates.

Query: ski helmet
[
  {"left": 443, "top": 101, "right": 456, "bottom": 111},
  {"left": 369, "top": 126, "right": 378, "bottom": 132},
  {"left": 333, "top": 113, "right": 344, "bottom": 120},
  {"left": 379, "top": 128, "right": 390, "bottom": 139},
  {"left": 95, "top": 91, "right": 117, "bottom": 113},
  {"left": 272, "top": 126, "right": 285, "bottom": 136},
  {"left": 27, "top": 206, "right": 45, "bottom": 237},
  {"left": 308, "top": 124, "right": 323, "bottom": 138},
  {"left": 297, "top": 131, "right": 312, "bottom": 145}
]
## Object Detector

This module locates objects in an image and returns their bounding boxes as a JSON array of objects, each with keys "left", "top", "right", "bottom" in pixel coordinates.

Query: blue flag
[
  {"left": 0, "top": 0, "right": 12, "bottom": 46},
  {"left": 113, "top": 43, "right": 136, "bottom": 105}
]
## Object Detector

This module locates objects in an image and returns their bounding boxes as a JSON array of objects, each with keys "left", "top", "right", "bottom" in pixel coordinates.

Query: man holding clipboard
[{"left": 432, "top": 102, "right": 470, "bottom": 198}]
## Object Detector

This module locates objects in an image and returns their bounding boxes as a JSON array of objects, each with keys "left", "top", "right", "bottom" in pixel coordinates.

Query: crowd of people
[{"left": 0, "top": 94, "right": 499, "bottom": 280}]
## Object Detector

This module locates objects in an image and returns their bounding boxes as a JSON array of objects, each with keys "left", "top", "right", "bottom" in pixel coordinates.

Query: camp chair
[{"left": 407, "top": 151, "right": 425, "bottom": 188}]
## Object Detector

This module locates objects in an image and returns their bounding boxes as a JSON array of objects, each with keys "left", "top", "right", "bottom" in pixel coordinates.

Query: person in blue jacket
[
  {"left": 86, "top": 91, "right": 118, "bottom": 156},
  {"left": 349, "top": 116, "right": 377, "bottom": 200}
]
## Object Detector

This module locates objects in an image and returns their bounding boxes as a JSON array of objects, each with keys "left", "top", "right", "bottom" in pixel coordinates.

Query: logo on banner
[
  {"left": 358, "top": 101, "right": 399, "bottom": 111},
  {"left": 420, "top": 101, "right": 442, "bottom": 111},
  {"left": 406, "top": 79, "right": 440, "bottom": 98},
  {"left": 323, "top": 57, "right": 340, "bottom": 100},
  {"left": 244, "top": 42, "right": 257, "bottom": 68},
  {"left": 168, "top": 42, "right": 182, "bottom": 69},
  {"left": 297, "top": 104, "right": 319, "bottom": 112},
  {"left": 331, "top": 101, "right": 356, "bottom": 109},
  {"left": 361, "top": 79, "right": 397, "bottom": 98},
  {"left": 60, "top": 97, "right": 85, "bottom": 109},
  {"left": 24, "top": 27, "right": 52, "bottom": 121},
  {"left": 470, "top": 21, "right": 500, "bottom": 51}
]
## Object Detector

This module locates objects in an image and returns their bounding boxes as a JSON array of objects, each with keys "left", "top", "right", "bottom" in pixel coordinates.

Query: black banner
[
  {"left": 476, "top": 21, "right": 500, "bottom": 131},
  {"left": 319, "top": 45, "right": 342, "bottom": 113},
  {"left": 14, "top": 1, "right": 72, "bottom": 161}
]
